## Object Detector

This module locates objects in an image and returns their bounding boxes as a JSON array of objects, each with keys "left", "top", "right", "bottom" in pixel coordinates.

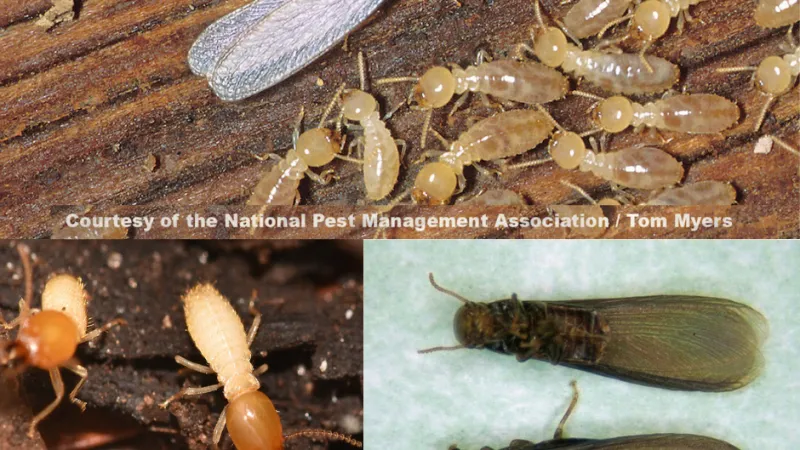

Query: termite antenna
[
  {"left": 16, "top": 244, "right": 33, "bottom": 308},
  {"left": 553, "top": 380, "right": 580, "bottom": 439},
  {"left": 753, "top": 94, "right": 775, "bottom": 132},
  {"left": 284, "top": 429, "right": 362, "bottom": 447},
  {"left": 418, "top": 345, "right": 466, "bottom": 354},
  {"left": 428, "top": 273, "right": 472, "bottom": 304},
  {"left": 319, "top": 83, "right": 347, "bottom": 129},
  {"left": 358, "top": 51, "right": 367, "bottom": 92}
]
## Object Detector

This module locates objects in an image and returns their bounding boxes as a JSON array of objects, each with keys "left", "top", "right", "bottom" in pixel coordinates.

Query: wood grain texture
[{"left": 0, "top": 0, "right": 797, "bottom": 238}]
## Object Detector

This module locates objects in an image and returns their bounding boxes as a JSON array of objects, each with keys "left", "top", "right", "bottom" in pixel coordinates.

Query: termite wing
[
  {"left": 188, "top": 0, "right": 386, "bottom": 101},
  {"left": 449, "top": 382, "right": 740, "bottom": 450},
  {"left": 421, "top": 274, "right": 767, "bottom": 391}
]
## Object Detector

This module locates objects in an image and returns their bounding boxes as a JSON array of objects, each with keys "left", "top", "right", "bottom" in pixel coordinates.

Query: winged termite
[
  {"left": 448, "top": 381, "right": 740, "bottom": 450},
  {"left": 420, "top": 273, "right": 767, "bottom": 391}
]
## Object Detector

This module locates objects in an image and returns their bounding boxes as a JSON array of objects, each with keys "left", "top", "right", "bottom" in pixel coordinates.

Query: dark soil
[{"left": 0, "top": 240, "right": 363, "bottom": 450}]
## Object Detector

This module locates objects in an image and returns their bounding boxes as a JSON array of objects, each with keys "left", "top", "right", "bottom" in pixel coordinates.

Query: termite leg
[
  {"left": 28, "top": 368, "right": 65, "bottom": 437},
  {"left": 554, "top": 381, "right": 580, "bottom": 440},
  {"left": 252, "top": 153, "right": 284, "bottom": 163},
  {"left": 159, "top": 383, "right": 224, "bottom": 409},
  {"left": 515, "top": 41, "right": 536, "bottom": 61},
  {"left": 597, "top": 13, "right": 634, "bottom": 39},
  {"left": 175, "top": 355, "right": 215, "bottom": 374},
  {"left": 80, "top": 318, "right": 126, "bottom": 343},
  {"left": 211, "top": 405, "right": 228, "bottom": 450},
  {"left": 413, "top": 150, "right": 446, "bottom": 166},
  {"left": 396, "top": 139, "right": 408, "bottom": 165},
  {"left": 475, "top": 49, "right": 493, "bottom": 64},
  {"left": 383, "top": 98, "right": 409, "bottom": 122},
  {"left": 1, "top": 299, "right": 30, "bottom": 330},
  {"left": 63, "top": 361, "right": 88, "bottom": 411},
  {"left": 254, "top": 364, "right": 269, "bottom": 376},
  {"left": 306, "top": 169, "right": 338, "bottom": 185},
  {"left": 246, "top": 300, "right": 262, "bottom": 347},
  {"left": 448, "top": 92, "right": 471, "bottom": 118}
]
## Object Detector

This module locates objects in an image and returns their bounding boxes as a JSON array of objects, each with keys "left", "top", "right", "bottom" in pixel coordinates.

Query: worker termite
[
  {"left": 0, "top": 245, "right": 126, "bottom": 437},
  {"left": 647, "top": 180, "right": 737, "bottom": 205},
  {"left": 716, "top": 45, "right": 799, "bottom": 132},
  {"left": 411, "top": 108, "right": 554, "bottom": 204},
  {"left": 337, "top": 52, "right": 405, "bottom": 202},
  {"left": 562, "top": 0, "right": 633, "bottom": 40},
  {"left": 755, "top": 0, "right": 800, "bottom": 30},
  {"left": 420, "top": 272, "right": 767, "bottom": 391},
  {"left": 247, "top": 84, "right": 345, "bottom": 208},
  {"left": 509, "top": 117, "right": 684, "bottom": 190},
  {"left": 573, "top": 91, "right": 740, "bottom": 135},
  {"left": 517, "top": 0, "right": 680, "bottom": 95},
  {"left": 448, "top": 381, "right": 740, "bottom": 450},
  {"left": 160, "top": 283, "right": 361, "bottom": 450},
  {"left": 376, "top": 51, "right": 568, "bottom": 148}
]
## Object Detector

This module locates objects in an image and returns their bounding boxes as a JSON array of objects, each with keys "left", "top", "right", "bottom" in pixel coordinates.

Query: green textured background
[{"left": 363, "top": 240, "right": 799, "bottom": 450}]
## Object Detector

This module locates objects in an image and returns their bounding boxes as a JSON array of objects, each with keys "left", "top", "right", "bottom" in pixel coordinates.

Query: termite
[
  {"left": 420, "top": 272, "right": 767, "bottom": 391},
  {"left": 562, "top": 0, "right": 633, "bottom": 39},
  {"left": 337, "top": 52, "right": 405, "bottom": 202},
  {"left": 448, "top": 381, "right": 740, "bottom": 450},
  {"left": 517, "top": 0, "right": 680, "bottom": 95},
  {"left": 647, "top": 180, "right": 737, "bottom": 205},
  {"left": 594, "top": 0, "right": 708, "bottom": 73},
  {"left": 160, "top": 283, "right": 361, "bottom": 450},
  {"left": 376, "top": 51, "right": 568, "bottom": 148},
  {"left": 755, "top": 0, "right": 799, "bottom": 30},
  {"left": 247, "top": 85, "right": 345, "bottom": 208},
  {"left": 0, "top": 245, "right": 125, "bottom": 437},
  {"left": 573, "top": 91, "right": 740, "bottom": 135},
  {"left": 509, "top": 116, "right": 684, "bottom": 190},
  {"left": 716, "top": 45, "right": 799, "bottom": 132},
  {"left": 411, "top": 108, "right": 554, "bottom": 205}
]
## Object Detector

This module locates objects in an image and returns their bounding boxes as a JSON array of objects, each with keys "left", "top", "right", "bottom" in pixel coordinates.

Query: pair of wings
[
  {"left": 501, "top": 433, "right": 738, "bottom": 449},
  {"left": 536, "top": 296, "right": 768, "bottom": 391},
  {"left": 189, "top": 0, "right": 385, "bottom": 101}
]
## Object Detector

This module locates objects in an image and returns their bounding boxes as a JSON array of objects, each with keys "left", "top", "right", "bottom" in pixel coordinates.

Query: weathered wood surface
[{"left": 0, "top": 0, "right": 797, "bottom": 238}]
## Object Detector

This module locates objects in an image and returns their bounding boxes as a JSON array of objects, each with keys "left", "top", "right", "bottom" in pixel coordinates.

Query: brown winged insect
[
  {"left": 448, "top": 381, "right": 740, "bottom": 450},
  {"left": 420, "top": 273, "right": 767, "bottom": 391}
]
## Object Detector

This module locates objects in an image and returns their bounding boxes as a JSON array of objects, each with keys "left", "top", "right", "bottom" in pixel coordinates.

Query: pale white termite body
[
  {"left": 183, "top": 284, "right": 258, "bottom": 401},
  {"left": 564, "top": 0, "right": 633, "bottom": 39},
  {"left": 579, "top": 146, "right": 684, "bottom": 189},
  {"left": 647, "top": 181, "right": 737, "bottom": 205},
  {"left": 755, "top": 0, "right": 800, "bottom": 28}
]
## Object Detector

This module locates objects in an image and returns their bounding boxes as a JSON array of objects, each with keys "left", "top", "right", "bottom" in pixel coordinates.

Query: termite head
[
  {"left": 549, "top": 131, "right": 587, "bottom": 170},
  {"left": 296, "top": 128, "right": 343, "bottom": 167},
  {"left": 755, "top": 56, "right": 794, "bottom": 95},
  {"left": 632, "top": 0, "right": 671, "bottom": 40},
  {"left": 15, "top": 310, "right": 80, "bottom": 370},
  {"left": 226, "top": 390, "right": 283, "bottom": 450},
  {"left": 412, "top": 66, "right": 456, "bottom": 109},
  {"left": 592, "top": 96, "right": 634, "bottom": 133},
  {"left": 412, "top": 162, "right": 458, "bottom": 205},
  {"left": 341, "top": 89, "right": 377, "bottom": 122},
  {"left": 453, "top": 302, "right": 499, "bottom": 348},
  {"left": 533, "top": 27, "right": 568, "bottom": 68}
]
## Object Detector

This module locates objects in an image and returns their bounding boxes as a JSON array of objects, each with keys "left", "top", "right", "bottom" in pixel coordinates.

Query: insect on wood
[
  {"left": 0, "top": 245, "right": 125, "bottom": 437},
  {"left": 188, "top": 0, "right": 386, "bottom": 101},
  {"left": 160, "top": 283, "right": 361, "bottom": 450},
  {"left": 420, "top": 273, "right": 767, "bottom": 391},
  {"left": 448, "top": 381, "right": 741, "bottom": 450}
]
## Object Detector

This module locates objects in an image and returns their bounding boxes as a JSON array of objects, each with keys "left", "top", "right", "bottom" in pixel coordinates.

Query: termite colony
[{"left": 240, "top": 0, "right": 798, "bottom": 210}]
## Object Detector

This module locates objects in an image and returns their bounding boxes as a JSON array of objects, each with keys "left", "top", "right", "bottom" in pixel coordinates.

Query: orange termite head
[
  {"left": 15, "top": 310, "right": 80, "bottom": 370},
  {"left": 226, "top": 390, "right": 283, "bottom": 450},
  {"left": 453, "top": 302, "right": 499, "bottom": 348}
]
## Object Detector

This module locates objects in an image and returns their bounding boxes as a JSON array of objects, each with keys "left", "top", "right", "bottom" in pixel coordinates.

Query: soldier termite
[
  {"left": 375, "top": 51, "right": 568, "bottom": 148},
  {"left": 448, "top": 381, "right": 740, "bottom": 450},
  {"left": 755, "top": 0, "right": 800, "bottom": 30},
  {"left": 247, "top": 85, "right": 345, "bottom": 208},
  {"left": 572, "top": 91, "right": 740, "bottom": 135},
  {"left": 419, "top": 272, "right": 767, "bottom": 391},
  {"left": 337, "top": 52, "right": 405, "bottom": 202},
  {"left": 716, "top": 44, "right": 799, "bottom": 132},
  {"left": 0, "top": 245, "right": 126, "bottom": 437},
  {"left": 187, "top": 0, "right": 386, "bottom": 101},
  {"left": 517, "top": 0, "right": 679, "bottom": 95},
  {"left": 160, "top": 283, "right": 361, "bottom": 450},
  {"left": 411, "top": 108, "right": 554, "bottom": 204}
]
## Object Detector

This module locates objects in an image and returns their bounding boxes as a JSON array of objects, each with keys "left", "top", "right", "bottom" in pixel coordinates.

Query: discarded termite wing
[
  {"left": 455, "top": 433, "right": 740, "bottom": 450},
  {"left": 422, "top": 274, "right": 767, "bottom": 391},
  {"left": 188, "top": 0, "right": 386, "bottom": 101}
]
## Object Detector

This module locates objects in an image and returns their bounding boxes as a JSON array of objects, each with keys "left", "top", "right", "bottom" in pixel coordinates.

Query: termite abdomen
[{"left": 424, "top": 274, "right": 767, "bottom": 392}]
